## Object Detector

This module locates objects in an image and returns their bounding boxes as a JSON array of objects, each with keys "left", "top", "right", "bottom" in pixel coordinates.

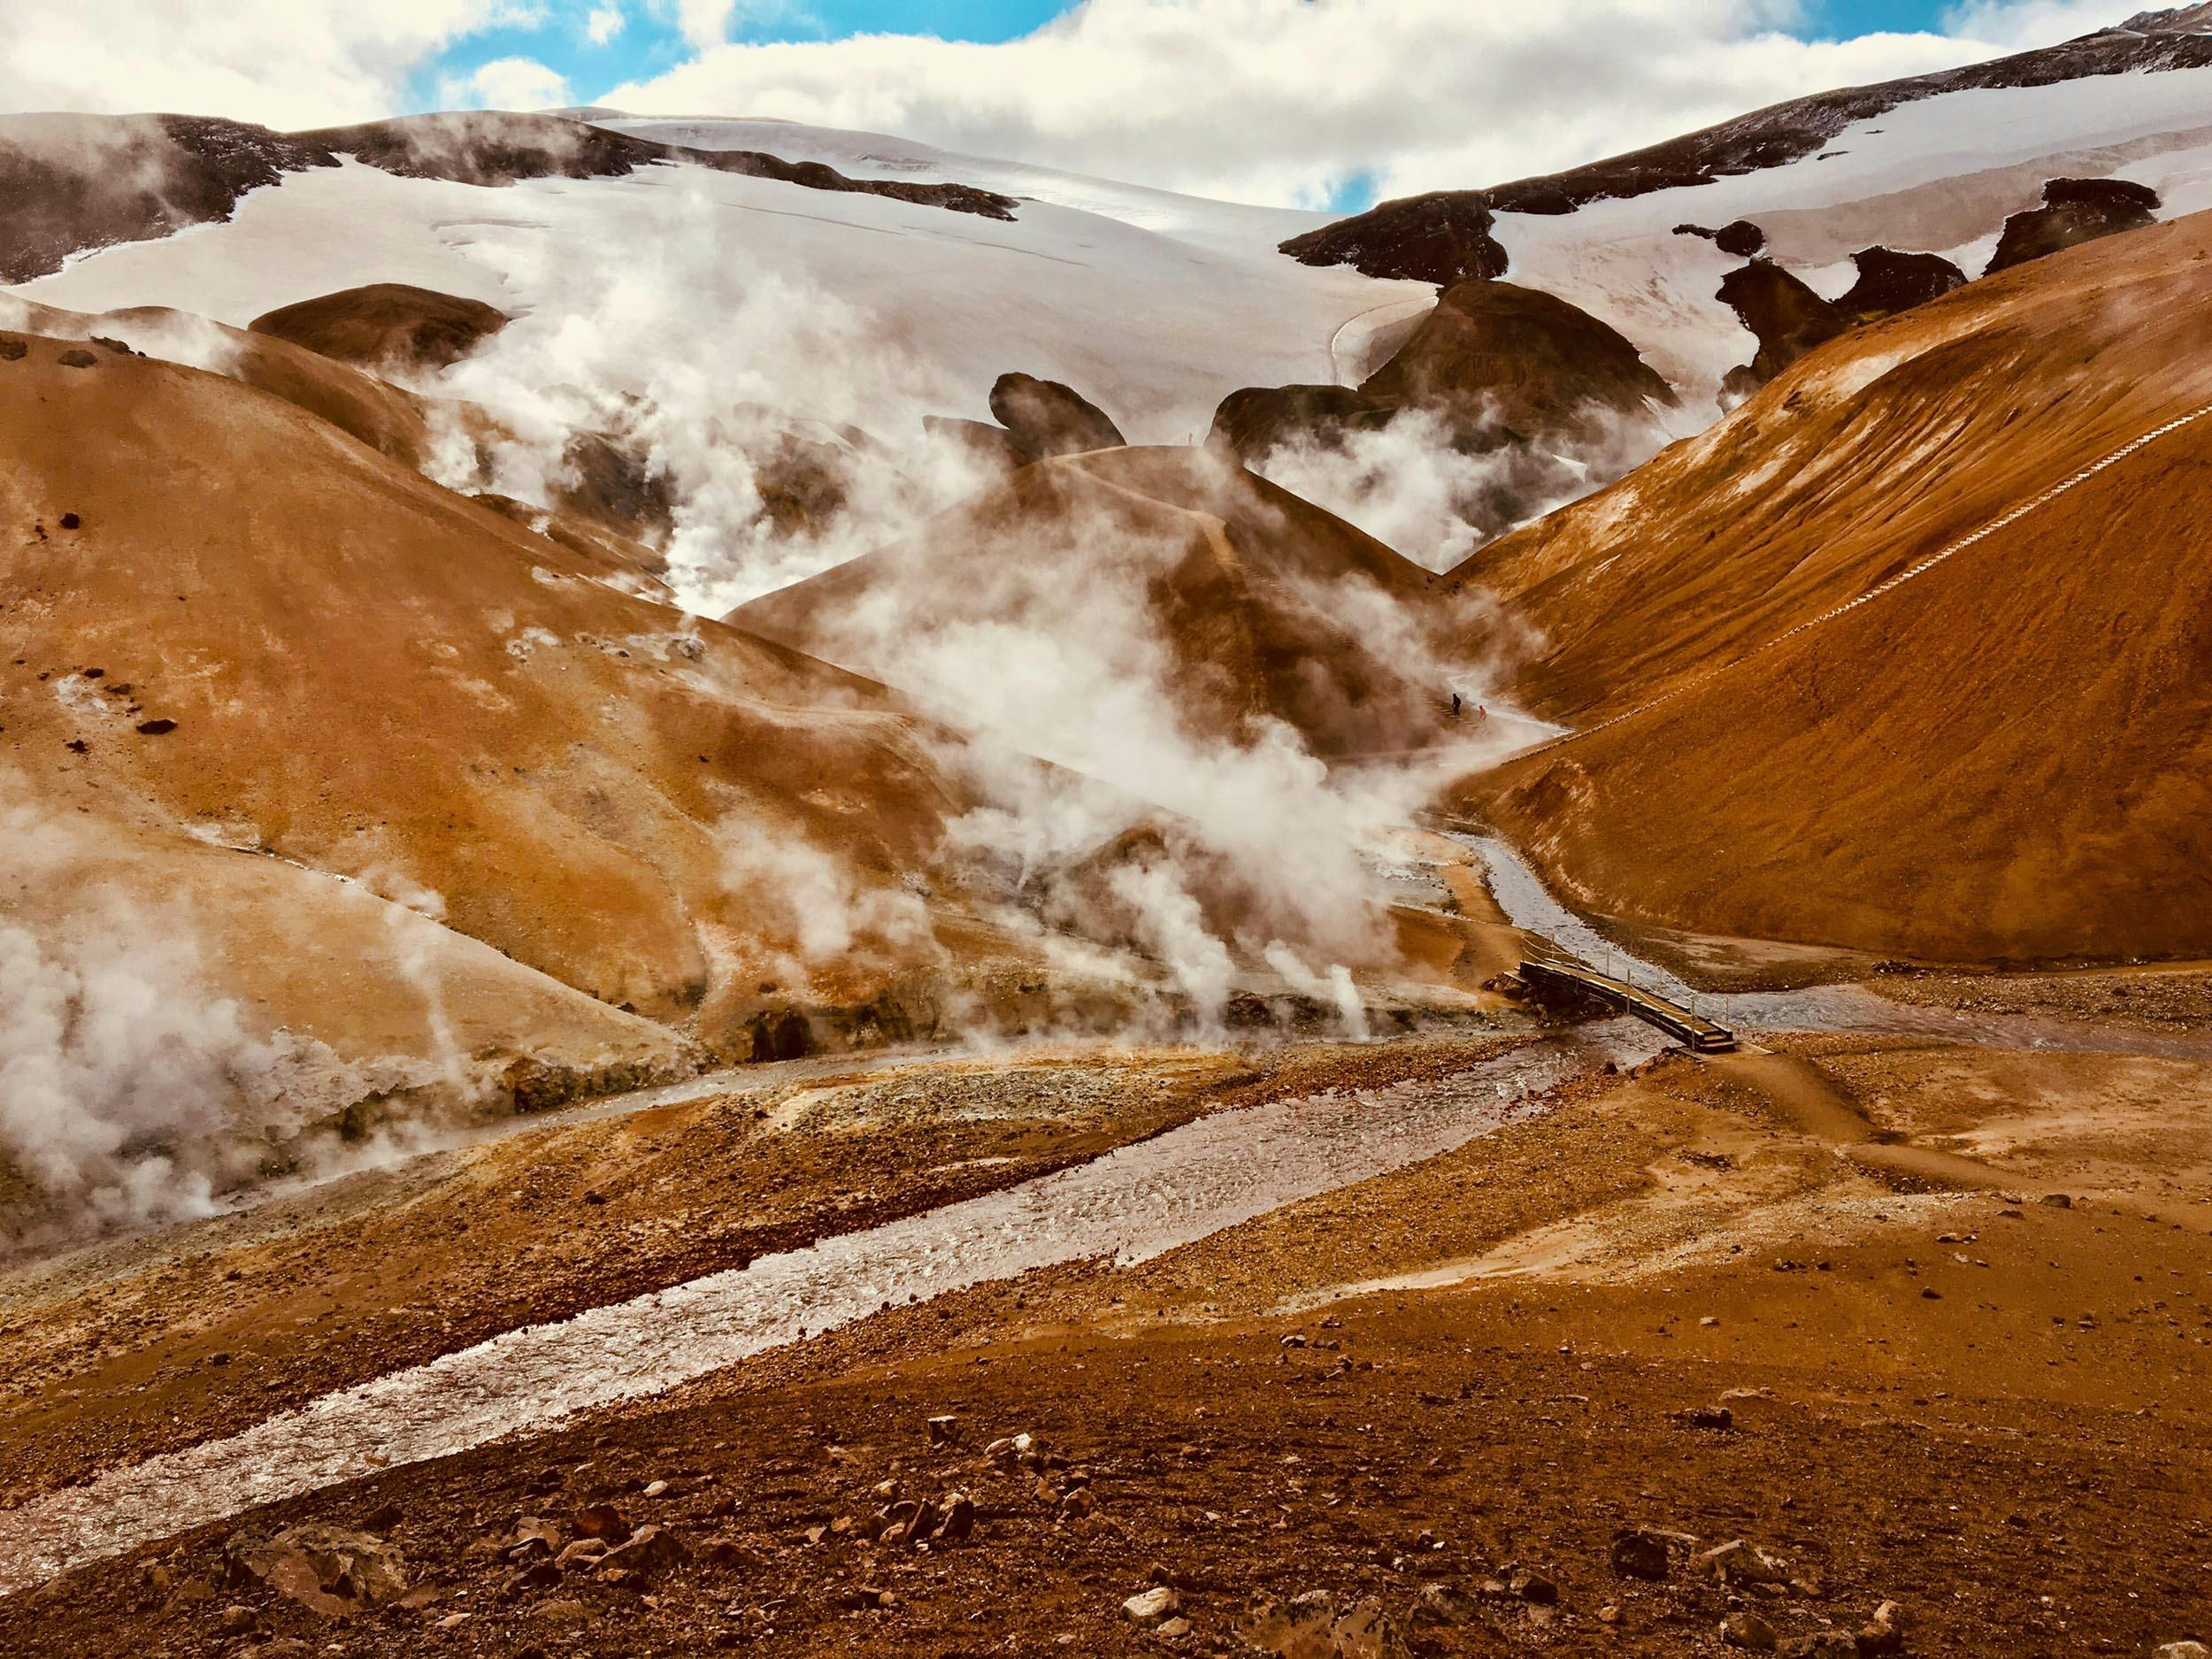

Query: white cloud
[
  {"left": 443, "top": 53, "right": 572, "bottom": 109},
  {"left": 586, "top": 4, "right": 626, "bottom": 45},
  {"left": 0, "top": 0, "right": 541, "bottom": 127},
  {"left": 1938, "top": 0, "right": 2133, "bottom": 50},
  {"left": 602, "top": 0, "right": 2021, "bottom": 207}
]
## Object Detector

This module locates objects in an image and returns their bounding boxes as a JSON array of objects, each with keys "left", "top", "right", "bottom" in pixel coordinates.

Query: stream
[
  {"left": 1453, "top": 833, "right": 2212, "bottom": 1059},
  {"left": 0, "top": 1020, "right": 1662, "bottom": 1593}
]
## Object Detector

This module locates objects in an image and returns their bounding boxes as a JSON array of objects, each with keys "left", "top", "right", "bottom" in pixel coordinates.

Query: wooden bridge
[{"left": 1517, "top": 956, "right": 1738, "bottom": 1053}]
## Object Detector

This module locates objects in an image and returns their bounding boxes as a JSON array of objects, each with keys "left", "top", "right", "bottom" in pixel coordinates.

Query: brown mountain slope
[
  {"left": 248, "top": 283, "right": 511, "bottom": 373},
  {"left": 1451, "top": 211, "right": 2212, "bottom": 963},
  {"left": 0, "top": 328, "right": 1005, "bottom": 1064},
  {"left": 733, "top": 446, "right": 1452, "bottom": 762}
]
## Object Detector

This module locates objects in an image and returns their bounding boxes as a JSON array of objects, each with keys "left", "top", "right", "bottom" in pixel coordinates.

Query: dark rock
[
  {"left": 1716, "top": 259, "right": 1848, "bottom": 396},
  {"left": 1677, "top": 1404, "right": 1734, "bottom": 1430},
  {"left": 1714, "top": 219, "right": 1767, "bottom": 257},
  {"left": 571, "top": 1502, "right": 630, "bottom": 1542},
  {"left": 1279, "top": 191, "right": 1509, "bottom": 287},
  {"left": 0, "top": 337, "right": 27, "bottom": 360},
  {"left": 1609, "top": 1527, "right": 1684, "bottom": 1580},
  {"left": 58, "top": 512, "right": 80, "bottom": 529},
  {"left": 134, "top": 718, "right": 177, "bottom": 734},
  {"left": 926, "top": 1413, "right": 960, "bottom": 1446},
  {"left": 1835, "top": 246, "right": 1964, "bottom": 320},
  {"left": 935, "top": 1490, "right": 977, "bottom": 1543},
  {"left": 58, "top": 349, "right": 98, "bottom": 368},
  {"left": 90, "top": 334, "right": 137, "bottom": 355},
  {"left": 987, "top": 372, "right": 1125, "bottom": 457},
  {"left": 1988, "top": 177, "right": 2160, "bottom": 274},
  {"left": 1509, "top": 1568, "right": 1559, "bottom": 1604},
  {"left": 2041, "top": 1192, "right": 2073, "bottom": 1209},
  {"left": 1206, "top": 383, "right": 1390, "bottom": 463},
  {"left": 748, "top": 1008, "right": 812, "bottom": 1063}
]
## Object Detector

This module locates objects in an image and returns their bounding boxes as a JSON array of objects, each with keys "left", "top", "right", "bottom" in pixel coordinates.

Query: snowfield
[
  {"left": 1492, "top": 64, "right": 2212, "bottom": 408},
  {"left": 11, "top": 139, "right": 1428, "bottom": 443},
  {"left": 13, "top": 64, "right": 2212, "bottom": 435}
]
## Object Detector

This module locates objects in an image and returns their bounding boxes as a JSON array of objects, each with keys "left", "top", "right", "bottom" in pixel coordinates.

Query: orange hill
[
  {"left": 0, "top": 325, "right": 1038, "bottom": 1084},
  {"left": 1452, "top": 211, "right": 2212, "bottom": 964},
  {"left": 736, "top": 445, "right": 1457, "bottom": 763}
]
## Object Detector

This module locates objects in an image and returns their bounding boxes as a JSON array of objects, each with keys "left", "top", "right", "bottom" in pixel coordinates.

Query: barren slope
[
  {"left": 1453, "top": 212, "right": 2212, "bottom": 964},
  {"left": 0, "top": 328, "right": 998, "bottom": 1056},
  {"left": 735, "top": 446, "right": 1452, "bottom": 763}
]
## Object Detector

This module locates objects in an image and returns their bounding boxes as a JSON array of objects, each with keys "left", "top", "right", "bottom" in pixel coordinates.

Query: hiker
[{"left": 1450, "top": 690, "right": 1462, "bottom": 716}]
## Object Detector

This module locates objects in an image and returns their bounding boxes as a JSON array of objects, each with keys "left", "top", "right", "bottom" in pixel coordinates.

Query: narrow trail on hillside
[{"left": 1522, "top": 395, "right": 2212, "bottom": 758}]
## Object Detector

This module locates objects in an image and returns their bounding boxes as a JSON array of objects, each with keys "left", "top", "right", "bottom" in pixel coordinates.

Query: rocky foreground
[{"left": 3, "top": 978, "right": 2208, "bottom": 1658}]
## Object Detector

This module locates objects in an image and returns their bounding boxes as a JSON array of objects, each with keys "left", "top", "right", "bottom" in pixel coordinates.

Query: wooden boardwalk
[{"left": 1518, "top": 956, "right": 1738, "bottom": 1053}]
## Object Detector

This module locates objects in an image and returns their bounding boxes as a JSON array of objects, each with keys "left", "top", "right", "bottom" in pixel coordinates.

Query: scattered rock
[
  {"left": 1122, "top": 1586, "right": 1182, "bottom": 1627},
  {"left": 58, "top": 349, "right": 98, "bottom": 368},
  {"left": 1509, "top": 1568, "right": 1558, "bottom": 1605},
  {"left": 1329, "top": 1596, "right": 1413, "bottom": 1659},
  {"left": 2041, "top": 1193, "right": 2074, "bottom": 1209},
  {"left": 597, "top": 1523, "right": 686, "bottom": 1579},
  {"left": 0, "top": 338, "right": 26, "bottom": 361},
  {"left": 1697, "top": 1540, "right": 1791, "bottom": 1586},
  {"left": 1677, "top": 1404, "right": 1734, "bottom": 1430},
  {"left": 224, "top": 1525, "right": 409, "bottom": 1616},
  {"left": 1248, "top": 1589, "right": 1339, "bottom": 1659},
  {"left": 1609, "top": 1527, "right": 1694, "bottom": 1580},
  {"left": 926, "top": 1413, "right": 961, "bottom": 1446},
  {"left": 1412, "top": 1582, "right": 1484, "bottom": 1626},
  {"left": 1857, "top": 1599, "right": 1908, "bottom": 1655},
  {"left": 1779, "top": 1633, "right": 1860, "bottom": 1658},
  {"left": 219, "top": 1605, "right": 260, "bottom": 1634},
  {"left": 2152, "top": 1644, "right": 2211, "bottom": 1659},
  {"left": 571, "top": 1502, "right": 629, "bottom": 1541},
  {"left": 1723, "top": 1609, "right": 1779, "bottom": 1650}
]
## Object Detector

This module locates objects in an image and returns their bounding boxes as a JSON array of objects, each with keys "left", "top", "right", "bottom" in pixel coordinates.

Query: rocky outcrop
[
  {"left": 1835, "top": 246, "right": 1966, "bottom": 319},
  {"left": 0, "top": 113, "right": 336, "bottom": 282},
  {"left": 1279, "top": 192, "right": 1508, "bottom": 287},
  {"left": 1717, "top": 261, "right": 1849, "bottom": 397},
  {"left": 1986, "top": 177, "right": 2160, "bottom": 274},
  {"left": 249, "top": 284, "right": 511, "bottom": 373},
  {"left": 1675, "top": 219, "right": 1767, "bottom": 256},
  {"left": 1208, "top": 280, "right": 1674, "bottom": 550},
  {"left": 1210, "top": 280, "right": 1671, "bottom": 471},
  {"left": 1207, "top": 384, "right": 1393, "bottom": 462},
  {"left": 986, "top": 373, "right": 1127, "bottom": 457}
]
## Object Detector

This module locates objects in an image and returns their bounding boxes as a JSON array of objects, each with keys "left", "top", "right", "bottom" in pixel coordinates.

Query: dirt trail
[{"left": 1710, "top": 1047, "right": 2015, "bottom": 1189}]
